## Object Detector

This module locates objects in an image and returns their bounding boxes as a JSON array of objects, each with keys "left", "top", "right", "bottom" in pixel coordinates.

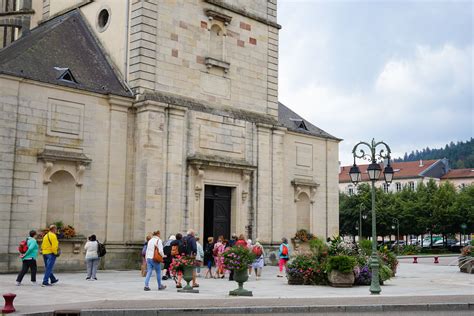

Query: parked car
[
  {"left": 422, "top": 236, "right": 443, "bottom": 248},
  {"left": 432, "top": 239, "right": 457, "bottom": 248},
  {"left": 448, "top": 240, "right": 471, "bottom": 252},
  {"left": 390, "top": 240, "right": 406, "bottom": 250}
]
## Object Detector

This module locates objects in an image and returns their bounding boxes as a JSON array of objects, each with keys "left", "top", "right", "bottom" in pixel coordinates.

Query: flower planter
[
  {"left": 328, "top": 270, "right": 355, "bottom": 287},
  {"left": 229, "top": 268, "right": 252, "bottom": 296},
  {"left": 458, "top": 256, "right": 474, "bottom": 274},
  {"left": 287, "top": 275, "right": 304, "bottom": 285},
  {"left": 177, "top": 266, "right": 199, "bottom": 293}
]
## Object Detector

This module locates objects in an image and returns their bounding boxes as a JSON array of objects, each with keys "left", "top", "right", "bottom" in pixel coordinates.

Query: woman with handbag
[{"left": 144, "top": 230, "right": 166, "bottom": 291}]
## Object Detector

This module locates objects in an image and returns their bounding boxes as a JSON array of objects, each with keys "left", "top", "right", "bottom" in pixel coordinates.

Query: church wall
[
  {"left": 0, "top": 76, "right": 133, "bottom": 271},
  {"left": 280, "top": 131, "right": 340, "bottom": 241}
]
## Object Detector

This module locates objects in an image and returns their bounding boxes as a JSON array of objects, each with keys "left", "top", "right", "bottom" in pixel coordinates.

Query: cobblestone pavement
[{"left": 0, "top": 257, "right": 472, "bottom": 314}]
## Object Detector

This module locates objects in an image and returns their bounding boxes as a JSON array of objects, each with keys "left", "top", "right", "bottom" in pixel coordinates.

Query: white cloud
[{"left": 279, "top": 44, "right": 473, "bottom": 165}]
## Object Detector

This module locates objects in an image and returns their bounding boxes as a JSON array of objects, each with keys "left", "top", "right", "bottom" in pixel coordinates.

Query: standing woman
[
  {"left": 16, "top": 230, "right": 39, "bottom": 285},
  {"left": 251, "top": 240, "right": 265, "bottom": 280},
  {"left": 213, "top": 236, "right": 225, "bottom": 279},
  {"left": 204, "top": 237, "right": 214, "bottom": 279},
  {"left": 277, "top": 237, "right": 290, "bottom": 277},
  {"left": 84, "top": 234, "right": 100, "bottom": 280},
  {"left": 144, "top": 230, "right": 166, "bottom": 291}
]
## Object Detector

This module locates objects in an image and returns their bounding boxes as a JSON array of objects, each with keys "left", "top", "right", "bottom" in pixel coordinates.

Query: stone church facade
[{"left": 0, "top": 0, "right": 340, "bottom": 272}]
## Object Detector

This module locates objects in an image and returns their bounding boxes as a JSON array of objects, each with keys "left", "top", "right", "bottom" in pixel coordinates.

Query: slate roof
[
  {"left": 0, "top": 10, "right": 132, "bottom": 97},
  {"left": 441, "top": 168, "right": 474, "bottom": 179},
  {"left": 339, "top": 159, "right": 441, "bottom": 183},
  {"left": 278, "top": 102, "right": 340, "bottom": 140}
]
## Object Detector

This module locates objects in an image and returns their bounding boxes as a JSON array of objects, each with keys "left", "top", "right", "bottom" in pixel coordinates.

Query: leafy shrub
[
  {"left": 379, "top": 248, "right": 398, "bottom": 273},
  {"left": 286, "top": 254, "right": 328, "bottom": 285},
  {"left": 327, "top": 255, "right": 356, "bottom": 274},
  {"left": 223, "top": 246, "right": 256, "bottom": 271},
  {"left": 400, "top": 244, "right": 420, "bottom": 255},
  {"left": 461, "top": 245, "right": 471, "bottom": 256},
  {"left": 309, "top": 237, "right": 328, "bottom": 259},
  {"left": 328, "top": 237, "right": 356, "bottom": 256},
  {"left": 379, "top": 264, "right": 393, "bottom": 282},
  {"left": 358, "top": 239, "right": 373, "bottom": 256}
]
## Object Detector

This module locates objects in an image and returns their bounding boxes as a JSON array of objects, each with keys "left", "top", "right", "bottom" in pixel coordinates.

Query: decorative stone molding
[
  {"left": 188, "top": 154, "right": 256, "bottom": 171},
  {"left": 291, "top": 178, "right": 319, "bottom": 203},
  {"left": 241, "top": 170, "right": 251, "bottom": 202},
  {"left": 194, "top": 165, "right": 205, "bottom": 201},
  {"left": 205, "top": 9, "right": 232, "bottom": 25},
  {"left": 205, "top": 57, "right": 230, "bottom": 73},
  {"left": 38, "top": 149, "right": 91, "bottom": 187}
]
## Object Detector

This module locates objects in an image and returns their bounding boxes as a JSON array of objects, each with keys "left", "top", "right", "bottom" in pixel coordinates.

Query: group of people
[
  {"left": 15, "top": 225, "right": 103, "bottom": 287},
  {"left": 16, "top": 225, "right": 291, "bottom": 291}
]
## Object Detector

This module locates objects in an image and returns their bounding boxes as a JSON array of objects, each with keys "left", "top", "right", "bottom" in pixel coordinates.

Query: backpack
[
  {"left": 178, "top": 240, "right": 187, "bottom": 255},
  {"left": 171, "top": 244, "right": 179, "bottom": 256},
  {"left": 281, "top": 244, "right": 288, "bottom": 256},
  {"left": 97, "top": 241, "right": 107, "bottom": 257},
  {"left": 163, "top": 244, "right": 171, "bottom": 257},
  {"left": 18, "top": 238, "right": 28, "bottom": 254},
  {"left": 252, "top": 246, "right": 263, "bottom": 257}
]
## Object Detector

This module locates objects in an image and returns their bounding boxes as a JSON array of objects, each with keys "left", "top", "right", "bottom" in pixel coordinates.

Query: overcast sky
[{"left": 277, "top": 0, "right": 473, "bottom": 166}]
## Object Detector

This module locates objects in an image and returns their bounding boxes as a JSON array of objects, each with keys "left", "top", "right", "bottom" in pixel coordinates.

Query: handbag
[{"left": 153, "top": 245, "right": 163, "bottom": 263}]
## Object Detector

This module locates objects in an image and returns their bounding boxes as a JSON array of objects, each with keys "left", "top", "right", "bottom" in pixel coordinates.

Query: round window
[{"left": 97, "top": 8, "right": 110, "bottom": 32}]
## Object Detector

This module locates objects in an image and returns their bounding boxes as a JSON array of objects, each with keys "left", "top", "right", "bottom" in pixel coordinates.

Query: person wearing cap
[
  {"left": 41, "top": 225, "right": 60, "bottom": 286},
  {"left": 16, "top": 230, "right": 39, "bottom": 285}
]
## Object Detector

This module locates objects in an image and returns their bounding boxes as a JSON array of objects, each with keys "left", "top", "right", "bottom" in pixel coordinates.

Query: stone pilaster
[
  {"left": 132, "top": 100, "right": 166, "bottom": 241},
  {"left": 266, "top": 24, "right": 279, "bottom": 119},
  {"left": 105, "top": 96, "right": 132, "bottom": 242},
  {"left": 256, "top": 123, "right": 272, "bottom": 243},
  {"left": 165, "top": 105, "right": 187, "bottom": 236},
  {"left": 271, "top": 127, "right": 285, "bottom": 243}
]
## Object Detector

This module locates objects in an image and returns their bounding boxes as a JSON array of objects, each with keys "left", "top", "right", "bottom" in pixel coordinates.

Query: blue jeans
[
  {"left": 145, "top": 258, "right": 162, "bottom": 288},
  {"left": 42, "top": 254, "right": 58, "bottom": 284}
]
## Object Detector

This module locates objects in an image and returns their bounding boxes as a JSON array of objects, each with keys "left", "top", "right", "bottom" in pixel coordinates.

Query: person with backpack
[
  {"left": 204, "top": 237, "right": 215, "bottom": 279},
  {"left": 41, "top": 225, "right": 60, "bottom": 286},
  {"left": 277, "top": 237, "right": 290, "bottom": 277},
  {"left": 144, "top": 230, "right": 166, "bottom": 291},
  {"left": 251, "top": 240, "right": 265, "bottom": 280},
  {"left": 184, "top": 229, "right": 199, "bottom": 287},
  {"left": 16, "top": 230, "right": 39, "bottom": 286},
  {"left": 162, "top": 235, "right": 175, "bottom": 280},
  {"left": 84, "top": 235, "right": 101, "bottom": 280}
]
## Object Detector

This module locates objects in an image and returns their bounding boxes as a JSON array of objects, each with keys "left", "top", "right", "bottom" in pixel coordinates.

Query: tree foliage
[
  {"left": 394, "top": 138, "right": 474, "bottom": 169},
  {"left": 339, "top": 182, "right": 474, "bottom": 238}
]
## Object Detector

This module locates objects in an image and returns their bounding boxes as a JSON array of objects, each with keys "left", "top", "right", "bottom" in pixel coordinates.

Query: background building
[{"left": 0, "top": 0, "right": 340, "bottom": 272}]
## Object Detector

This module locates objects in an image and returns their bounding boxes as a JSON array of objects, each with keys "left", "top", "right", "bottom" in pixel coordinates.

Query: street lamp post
[
  {"left": 392, "top": 218, "right": 400, "bottom": 255},
  {"left": 349, "top": 138, "right": 393, "bottom": 295},
  {"left": 359, "top": 203, "right": 367, "bottom": 242}
]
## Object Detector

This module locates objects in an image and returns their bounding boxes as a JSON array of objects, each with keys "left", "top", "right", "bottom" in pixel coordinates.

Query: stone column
[
  {"left": 256, "top": 123, "right": 272, "bottom": 243},
  {"left": 271, "top": 127, "right": 286, "bottom": 243},
  {"left": 132, "top": 100, "right": 166, "bottom": 241},
  {"left": 164, "top": 105, "right": 187, "bottom": 236},
  {"left": 105, "top": 96, "right": 132, "bottom": 242}
]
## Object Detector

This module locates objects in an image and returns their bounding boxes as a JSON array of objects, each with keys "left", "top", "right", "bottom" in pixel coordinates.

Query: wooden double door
[{"left": 204, "top": 185, "right": 231, "bottom": 242}]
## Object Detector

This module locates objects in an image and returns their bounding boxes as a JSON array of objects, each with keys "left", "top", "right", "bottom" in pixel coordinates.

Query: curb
[{"left": 23, "top": 303, "right": 474, "bottom": 315}]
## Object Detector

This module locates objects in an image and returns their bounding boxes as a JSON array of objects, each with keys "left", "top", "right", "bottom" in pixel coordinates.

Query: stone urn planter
[
  {"left": 458, "top": 256, "right": 474, "bottom": 274},
  {"left": 328, "top": 270, "right": 355, "bottom": 287},
  {"left": 291, "top": 238, "right": 311, "bottom": 254},
  {"left": 178, "top": 266, "right": 199, "bottom": 293},
  {"left": 229, "top": 269, "right": 252, "bottom": 296}
]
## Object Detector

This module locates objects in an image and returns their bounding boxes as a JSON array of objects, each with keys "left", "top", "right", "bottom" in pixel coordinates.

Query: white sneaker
[
  {"left": 16, "top": 282, "right": 21, "bottom": 286},
  {"left": 31, "top": 281, "right": 37, "bottom": 285}
]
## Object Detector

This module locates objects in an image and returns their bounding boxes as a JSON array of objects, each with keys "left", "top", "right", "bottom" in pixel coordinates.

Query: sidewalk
[{"left": 0, "top": 257, "right": 472, "bottom": 315}]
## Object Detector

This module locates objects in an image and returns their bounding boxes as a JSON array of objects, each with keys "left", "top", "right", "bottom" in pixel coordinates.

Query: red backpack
[
  {"left": 18, "top": 239, "right": 28, "bottom": 254},
  {"left": 252, "top": 246, "right": 263, "bottom": 257},
  {"left": 281, "top": 244, "right": 288, "bottom": 256}
]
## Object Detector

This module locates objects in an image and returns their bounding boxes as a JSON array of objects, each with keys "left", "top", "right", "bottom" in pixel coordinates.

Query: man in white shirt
[{"left": 144, "top": 230, "right": 166, "bottom": 291}]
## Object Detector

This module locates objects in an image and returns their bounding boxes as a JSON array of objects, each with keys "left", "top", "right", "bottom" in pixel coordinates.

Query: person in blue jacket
[{"left": 16, "top": 230, "right": 39, "bottom": 285}]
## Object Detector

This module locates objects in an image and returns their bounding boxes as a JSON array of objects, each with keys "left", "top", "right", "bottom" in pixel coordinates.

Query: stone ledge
[
  {"left": 188, "top": 154, "right": 256, "bottom": 171},
  {"left": 37, "top": 149, "right": 91, "bottom": 165}
]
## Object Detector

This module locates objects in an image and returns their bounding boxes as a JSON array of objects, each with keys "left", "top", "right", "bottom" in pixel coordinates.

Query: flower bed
[{"left": 286, "top": 236, "right": 398, "bottom": 287}]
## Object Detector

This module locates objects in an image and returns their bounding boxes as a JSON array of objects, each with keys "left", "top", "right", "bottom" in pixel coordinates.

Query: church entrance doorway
[{"left": 204, "top": 185, "right": 232, "bottom": 244}]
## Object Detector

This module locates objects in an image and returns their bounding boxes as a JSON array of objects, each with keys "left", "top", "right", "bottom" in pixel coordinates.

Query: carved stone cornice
[
  {"left": 204, "top": 9, "right": 232, "bottom": 25},
  {"left": 291, "top": 178, "right": 319, "bottom": 203},
  {"left": 187, "top": 154, "right": 256, "bottom": 171}
]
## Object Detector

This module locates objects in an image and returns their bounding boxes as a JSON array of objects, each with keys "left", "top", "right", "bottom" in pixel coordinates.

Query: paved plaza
[{"left": 1, "top": 256, "right": 473, "bottom": 315}]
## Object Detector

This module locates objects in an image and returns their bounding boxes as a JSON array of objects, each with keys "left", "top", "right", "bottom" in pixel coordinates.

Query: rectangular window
[
  {"left": 396, "top": 182, "right": 402, "bottom": 192},
  {"left": 409, "top": 181, "right": 415, "bottom": 190},
  {"left": 348, "top": 186, "right": 354, "bottom": 196},
  {"left": 383, "top": 183, "right": 389, "bottom": 193}
]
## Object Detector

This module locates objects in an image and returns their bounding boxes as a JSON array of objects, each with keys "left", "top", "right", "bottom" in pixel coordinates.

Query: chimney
[{"left": 419, "top": 159, "right": 423, "bottom": 167}]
